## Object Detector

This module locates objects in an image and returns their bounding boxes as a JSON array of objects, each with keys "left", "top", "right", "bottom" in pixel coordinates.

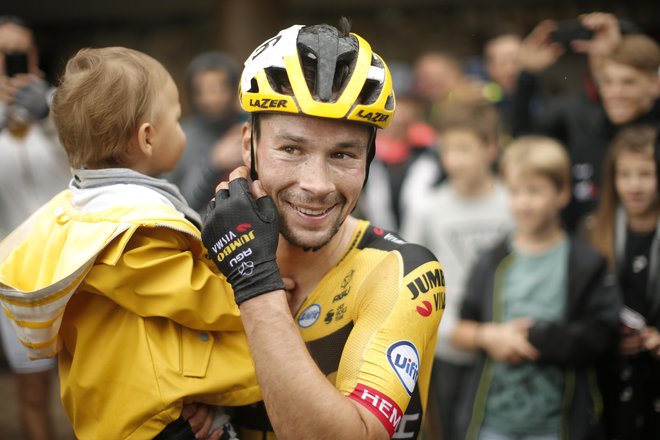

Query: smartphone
[
  {"left": 4, "top": 52, "right": 29, "bottom": 77},
  {"left": 550, "top": 20, "right": 594, "bottom": 46}
]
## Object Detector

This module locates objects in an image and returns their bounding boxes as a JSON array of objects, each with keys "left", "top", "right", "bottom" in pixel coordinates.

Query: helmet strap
[
  {"left": 364, "top": 127, "right": 377, "bottom": 185},
  {"left": 250, "top": 115, "right": 259, "bottom": 181}
]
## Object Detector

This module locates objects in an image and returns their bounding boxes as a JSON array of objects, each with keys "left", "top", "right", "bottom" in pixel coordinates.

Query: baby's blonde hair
[
  {"left": 51, "top": 47, "right": 169, "bottom": 168},
  {"left": 500, "top": 136, "right": 571, "bottom": 190}
]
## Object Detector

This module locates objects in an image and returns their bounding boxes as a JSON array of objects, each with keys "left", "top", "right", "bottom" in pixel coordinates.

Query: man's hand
[
  {"left": 618, "top": 325, "right": 644, "bottom": 357},
  {"left": 518, "top": 20, "right": 565, "bottom": 74},
  {"left": 641, "top": 326, "right": 660, "bottom": 359},
  {"left": 478, "top": 318, "right": 540, "bottom": 364},
  {"left": 1, "top": 74, "right": 50, "bottom": 119},
  {"left": 202, "top": 166, "right": 285, "bottom": 305},
  {"left": 181, "top": 403, "right": 225, "bottom": 440},
  {"left": 571, "top": 12, "right": 621, "bottom": 59},
  {"left": 12, "top": 76, "right": 50, "bottom": 120},
  {"left": 573, "top": 12, "right": 622, "bottom": 79}
]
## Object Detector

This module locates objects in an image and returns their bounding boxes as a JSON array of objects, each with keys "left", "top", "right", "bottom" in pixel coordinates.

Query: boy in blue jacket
[{"left": 452, "top": 136, "right": 621, "bottom": 440}]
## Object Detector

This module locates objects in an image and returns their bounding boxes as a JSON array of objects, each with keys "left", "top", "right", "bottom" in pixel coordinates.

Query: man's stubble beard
[
  {"left": 279, "top": 213, "right": 344, "bottom": 252},
  {"left": 280, "top": 192, "right": 346, "bottom": 252}
]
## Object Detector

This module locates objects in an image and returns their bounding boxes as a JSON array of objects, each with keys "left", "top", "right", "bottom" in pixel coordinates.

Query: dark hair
[
  {"left": 185, "top": 51, "right": 241, "bottom": 100},
  {"left": 587, "top": 125, "right": 658, "bottom": 268},
  {"left": 482, "top": 23, "right": 523, "bottom": 50},
  {"left": 0, "top": 15, "right": 31, "bottom": 30}
]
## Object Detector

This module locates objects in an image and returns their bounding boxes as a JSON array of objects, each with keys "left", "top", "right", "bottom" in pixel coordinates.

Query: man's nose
[{"left": 297, "top": 156, "right": 335, "bottom": 197}]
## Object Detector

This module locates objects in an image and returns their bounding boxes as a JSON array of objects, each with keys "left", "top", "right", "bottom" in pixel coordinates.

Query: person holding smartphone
[
  {"left": 0, "top": 15, "right": 71, "bottom": 440},
  {"left": 511, "top": 12, "right": 660, "bottom": 233}
]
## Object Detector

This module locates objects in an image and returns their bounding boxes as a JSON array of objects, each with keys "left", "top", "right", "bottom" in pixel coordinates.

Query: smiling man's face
[{"left": 244, "top": 113, "right": 370, "bottom": 251}]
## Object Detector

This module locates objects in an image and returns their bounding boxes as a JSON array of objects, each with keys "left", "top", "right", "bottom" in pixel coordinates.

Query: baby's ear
[
  {"left": 136, "top": 122, "right": 154, "bottom": 157},
  {"left": 123, "top": 123, "right": 153, "bottom": 167}
]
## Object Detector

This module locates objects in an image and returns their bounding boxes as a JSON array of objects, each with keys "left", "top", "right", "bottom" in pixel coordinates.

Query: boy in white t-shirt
[{"left": 401, "top": 100, "right": 513, "bottom": 440}]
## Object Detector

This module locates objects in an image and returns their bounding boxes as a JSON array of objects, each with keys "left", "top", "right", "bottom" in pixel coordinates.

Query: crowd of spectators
[{"left": 1, "top": 9, "right": 659, "bottom": 440}]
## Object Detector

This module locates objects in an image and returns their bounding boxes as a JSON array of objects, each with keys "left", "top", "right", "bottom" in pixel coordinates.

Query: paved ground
[{"left": 0, "top": 355, "right": 74, "bottom": 440}]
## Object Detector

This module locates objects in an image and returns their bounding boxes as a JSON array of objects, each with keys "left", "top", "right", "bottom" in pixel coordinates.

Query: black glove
[{"left": 202, "top": 178, "right": 284, "bottom": 304}]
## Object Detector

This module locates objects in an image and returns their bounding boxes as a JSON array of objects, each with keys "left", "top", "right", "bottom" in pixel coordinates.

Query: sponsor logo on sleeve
[
  {"left": 324, "top": 304, "right": 348, "bottom": 324},
  {"left": 297, "top": 303, "right": 321, "bottom": 328},
  {"left": 387, "top": 341, "right": 419, "bottom": 396},
  {"left": 416, "top": 300, "right": 433, "bottom": 317},
  {"left": 383, "top": 232, "right": 406, "bottom": 245},
  {"left": 333, "top": 269, "right": 354, "bottom": 303},
  {"left": 393, "top": 413, "right": 421, "bottom": 439},
  {"left": 324, "top": 309, "right": 335, "bottom": 324},
  {"left": 348, "top": 383, "right": 402, "bottom": 437},
  {"left": 406, "top": 265, "right": 446, "bottom": 316},
  {"left": 406, "top": 268, "right": 445, "bottom": 300}
]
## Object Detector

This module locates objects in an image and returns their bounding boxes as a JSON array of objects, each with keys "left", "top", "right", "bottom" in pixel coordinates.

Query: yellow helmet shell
[{"left": 239, "top": 24, "right": 395, "bottom": 129}]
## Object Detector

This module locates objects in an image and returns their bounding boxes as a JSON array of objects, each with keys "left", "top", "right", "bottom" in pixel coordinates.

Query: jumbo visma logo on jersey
[{"left": 404, "top": 262, "right": 446, "bottom": 317}]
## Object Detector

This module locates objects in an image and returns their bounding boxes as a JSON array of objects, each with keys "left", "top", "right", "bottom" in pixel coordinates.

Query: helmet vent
[
  {"left": 266, "top": 67, "right": 292, "bottom": 95},
  {"left": 358, "top": 79, "right": 381, "bottom": 106},
  {"left": 249, "top": 78, "right": 259, "bottom": 93}
]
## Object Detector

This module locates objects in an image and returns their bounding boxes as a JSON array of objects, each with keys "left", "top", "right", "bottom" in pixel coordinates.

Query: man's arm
[
  {"left": 511, "top": 20, "right": 566, "bottom": 138},
  {"left": 240, "top": 291, "right": 389, "bottom": 440}
]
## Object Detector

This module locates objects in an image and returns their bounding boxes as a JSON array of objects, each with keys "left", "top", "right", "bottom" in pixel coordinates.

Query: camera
[
  {"left": 550, "top": 20, "right": 594, "bottom": 46},
  {"left": 4, "top": 51, "right": 29, "bottom": 77}
]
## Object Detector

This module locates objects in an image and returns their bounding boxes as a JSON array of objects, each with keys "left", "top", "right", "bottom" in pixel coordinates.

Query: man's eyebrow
[
  {"left": 275, "top": 133, "right": 308, "bottom": 144},
  {"left": 334, "top": 141, "right": 366, "bottom": 149},
  {"left": 275, "top": 132, "right": 367, "bottom": 149}
]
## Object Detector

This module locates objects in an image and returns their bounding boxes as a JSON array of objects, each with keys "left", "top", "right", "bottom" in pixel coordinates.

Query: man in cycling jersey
[{"left": 202, "top": 19, "right": 445, "bottom": 440}]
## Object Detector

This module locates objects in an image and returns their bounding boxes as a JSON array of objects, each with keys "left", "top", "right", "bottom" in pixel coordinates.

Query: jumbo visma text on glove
[{"left": 202, "top": 178, "right": 285, "bottom": 305}]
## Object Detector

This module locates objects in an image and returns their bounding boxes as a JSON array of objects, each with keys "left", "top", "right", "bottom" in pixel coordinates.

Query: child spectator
[
  {"left": 452, "top": 136, "right": 621, "bottom": 440},
  {"left": 401, "top": 100, "right": 513, "bottom": 440},
  {"left": 512, "top": 13, "right": 660, "bottom": 231},
  {"left": 360, "top": 94, "right": 442, "bottom": 232},
  {"left": 0, "top": 47, "right": 258, "bottom": 439},
  {"left": 584, "top": 125, "right": 660, "bottom": 440}
]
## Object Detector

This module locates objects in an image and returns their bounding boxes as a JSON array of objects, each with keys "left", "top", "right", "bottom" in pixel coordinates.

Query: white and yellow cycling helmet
[
  {"left": 239, "top": 22, "right": 395, "bottom": 129},
  {"left": 239, "top": 21, "right": 395, "bottom": 181}
]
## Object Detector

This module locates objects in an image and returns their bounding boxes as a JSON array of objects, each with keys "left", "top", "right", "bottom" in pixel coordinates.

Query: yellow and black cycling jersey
[{"left": 235, "top": 219, "right": 445, "bottom": 439}]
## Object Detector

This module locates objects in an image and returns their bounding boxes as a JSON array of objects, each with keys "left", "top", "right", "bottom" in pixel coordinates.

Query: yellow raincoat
[{"left": 0, "top": 189, "right": 260, "bottom": 439}]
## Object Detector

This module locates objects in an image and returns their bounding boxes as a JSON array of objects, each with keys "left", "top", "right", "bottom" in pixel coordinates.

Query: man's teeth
[{"left": 296, "top": 206, "right": 328, "bottom": 215}]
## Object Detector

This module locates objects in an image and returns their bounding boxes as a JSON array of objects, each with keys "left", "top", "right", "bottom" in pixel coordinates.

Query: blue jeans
[{"left": 478, "top": 425, "right": 560, "bottom": 440}]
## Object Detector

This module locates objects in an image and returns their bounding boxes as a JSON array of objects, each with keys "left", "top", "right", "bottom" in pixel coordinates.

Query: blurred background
[
  {"left": 5, "top": 0, "right": 659, "bottom": 114},
  {"left": 1, "top": 0, "right": 659, "bottom": 438}
]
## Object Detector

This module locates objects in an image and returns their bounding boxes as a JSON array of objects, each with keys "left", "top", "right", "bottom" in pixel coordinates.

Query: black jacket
[{"left": 457, "top": 236, "right": 622, "bottom": 440}]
